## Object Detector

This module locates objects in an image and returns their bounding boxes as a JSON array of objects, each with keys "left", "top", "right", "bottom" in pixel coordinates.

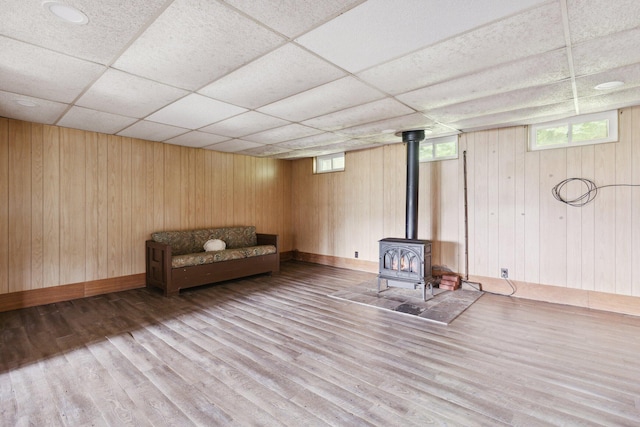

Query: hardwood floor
[{"left": 1, "top": 261, "right": 639, "bottom": 426}]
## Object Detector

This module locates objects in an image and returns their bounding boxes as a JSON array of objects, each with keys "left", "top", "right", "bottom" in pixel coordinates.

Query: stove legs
[{"left": 378, "top": 277, "right": 433, "bottom": 301}]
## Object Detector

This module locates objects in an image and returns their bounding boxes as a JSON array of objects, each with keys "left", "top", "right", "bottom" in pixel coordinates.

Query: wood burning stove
[
  {"left": 377, "top": 129, "right": 434, "bottom": 300},
  {"left": 378, "top": 238, "right": 433, "bottom": 300}
]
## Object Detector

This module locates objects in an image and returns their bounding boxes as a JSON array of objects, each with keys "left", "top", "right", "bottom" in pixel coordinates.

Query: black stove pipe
[{"left": 402, "top": 130, "right": 425, "bottom": 240}]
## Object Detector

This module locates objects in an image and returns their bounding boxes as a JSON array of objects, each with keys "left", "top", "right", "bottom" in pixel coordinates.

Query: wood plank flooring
[{"left": 1, "top": 261, "right": 639, "bottom": 426}]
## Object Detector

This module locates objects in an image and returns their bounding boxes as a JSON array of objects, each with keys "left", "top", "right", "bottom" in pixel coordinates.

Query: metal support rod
[{"left": 463, "top": 150, "right": 469, "bottom": 281}]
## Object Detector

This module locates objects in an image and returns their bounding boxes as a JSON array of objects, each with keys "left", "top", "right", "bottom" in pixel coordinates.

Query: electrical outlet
[
  {"left": 501, "top": 268, "right": 508, "bottom": 279},
  {"left": 354, "top": 251, "right": 359, "bottom": 258}
]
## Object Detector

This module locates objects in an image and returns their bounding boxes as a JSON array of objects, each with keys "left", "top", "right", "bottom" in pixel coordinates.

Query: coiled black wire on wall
[{"left": 552, "top": 178, "right": 640, "bottom": 207}]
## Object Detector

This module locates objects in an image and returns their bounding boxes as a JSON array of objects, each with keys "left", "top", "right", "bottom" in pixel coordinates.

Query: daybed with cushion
[{"left": 145, "top": 226, "right": 279, "bottom": 296}]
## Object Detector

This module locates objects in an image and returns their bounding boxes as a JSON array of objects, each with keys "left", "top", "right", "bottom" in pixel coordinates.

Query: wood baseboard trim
[
  {"left": 289, "top": 252, "right": 640, "bottom": 317},
  {"left": 293, "top": 251, "right": 378, "bottom": 273},
  {"left": 84, "top": 274, "right": 146, "bottom": 297},
  {"left": 0, "top": 273, "right": 146, "bottom": 313},
  {"left": 0, "top": 257, "right": 296, "bottom": 312},
  {"left": 468, "top": 274, "right": 640, "bottom": 317},
  {"left": 4, "top": 261, "right": 636, "bottom": 317}
]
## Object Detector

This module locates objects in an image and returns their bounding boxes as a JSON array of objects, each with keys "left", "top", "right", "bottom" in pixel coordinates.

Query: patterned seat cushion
[{"left": 171, "top": 245, "right": 276, "bottom": 268}]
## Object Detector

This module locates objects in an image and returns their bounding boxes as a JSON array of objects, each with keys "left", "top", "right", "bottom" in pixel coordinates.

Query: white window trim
[
  {"left": 314, "top": 152, "right": 345, "bottom": 174},
  {"left": 419, "top": 135, "right": 459, "bottom": 162},
  {"left": 529, "top": 110, "right": 618, "bottom": 151}
]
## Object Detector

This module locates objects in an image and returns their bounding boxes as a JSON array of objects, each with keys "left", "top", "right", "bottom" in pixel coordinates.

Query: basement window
[
  {"left": 419, "top": 135, "right": 458, "bottom": 162},
  {"left": 314, "top": 152, "right": 345, "bottom": 173},
  {"left": 529, "top": 110, "right": 618, "bottom": 151}
]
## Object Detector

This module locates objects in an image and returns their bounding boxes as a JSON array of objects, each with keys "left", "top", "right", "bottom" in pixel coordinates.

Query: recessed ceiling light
[
  {"left": 15, "top": 99, "right": 38, "bottom": 107},
  {"left": 43, "top": 1, "right": 89, "bottom": 25},
  {"left": 594, "top": 81, "right": 624, "bottom": 90}
]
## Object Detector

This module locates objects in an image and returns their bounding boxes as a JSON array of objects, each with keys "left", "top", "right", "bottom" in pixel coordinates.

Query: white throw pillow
[{"left": 204, "top": 239, "right": 226, "bottom": 252}]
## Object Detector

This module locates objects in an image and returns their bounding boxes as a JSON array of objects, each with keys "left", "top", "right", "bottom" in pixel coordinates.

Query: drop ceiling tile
[
  {"left": 243, "top": 124, "right": 322, "bottom": 144},
  {"left": 575, "top": 63, "right": 640, "bottom": 99},
  {"left": 301, "top": 98, "right": 414, "bottom": 131},
  {"left": 359, "top": 123, "right": 459, "bottom": 144},
  {"left": 271, "top": 150, "right": 308, "bottom": 159},
  {"left": 426, "top": 81, "right": 574, "bottom": 123},
  {"left": 0, "top": 37, "right": 105, "bottom": 103},
  {"left": 423, "top": 125, "right": 462, "bottom": 139},
  {"left": 357, "top": 2, "right": 565, "bottom": 95},
  {"left": 258, "top": 76, "right": 385, "bottom": 122},
  {"left": 356, "top": 133, "right": 403, "bottom": 144},
  {"left": 4, "top": 1, "right": 640, "bottom": 161},
  {"left": 578, "top": 86, "right": 640, "bottom": 114},
  {"left": 198, "top": 43, "right": 345, "bottom": 109},
  {"left": 77, "top": 69, "right": 188, "bottom": 118},
  {"left": 117, "top": 120, "right": 188, "bottom": 142},
  {"left": 0, "top": 0, "right": 169, "bottom": 64},
  {"left": 362, "top": 138, "right": 393, "bottom": 147},
  {"left": 113, "top": 0, "right": 285, "bottom": 90},
  {"left": 0, "top": 91, "right": 68, "bottom": 125},
  {"left": 318, "top": 139, "right": 381, "bottom": 153},
  {"left": 275, "top": 133, "right": 347, "bottom": 149},
  {"left": 572, "top": 28, "right": 640, "bottom": 76},
  {"left": 396, "top": 49, "right": 571, "bottom": 111},
  {"left": 337, "top": 113, "right": 436, "bottom": 138},
  {"left": 204, "top": 139, "right": 263, "bottom": 153},
  {"left": 296, "top": 0, "right": 549, "bottom": 73},
  {"left": 146, "top": 94, "right": 246, "bottom": 130},
  {"left": 567, "top": 0, "right": 640, "bottom": 44},
  {"left": 58, "top": 106, "right": 137, "bottom": 134},
  {"left": 199, "top": 111, "right": 290, "bottom": 138},
  {"left": 238, "top": 144, "right": 291, "bottom": 158},
  {"left": 166, "top": 131, "right": 229, "bottom": 148},
  {"left": 224, "top": 0, "right": 364, "bottom": 38},
  {"left": 274, "top": 148, "right": 331, "bottom": 159},
  {"left": 272, "top": 146, "right": 356, "bottom": 159},
  {"left": 447, "top": 101, "right": 576, "bottom": 132}
]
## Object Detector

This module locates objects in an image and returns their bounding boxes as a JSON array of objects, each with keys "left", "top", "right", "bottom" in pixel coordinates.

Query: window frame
[
  {"left": 528, "top": 110, "right": 618, "bottom": 151},
  {"left": 313, "top": 152, "right": 345, "bottom": 174},
  {"left": 419, "top": 135, "right": 459, "bottom": 163}
]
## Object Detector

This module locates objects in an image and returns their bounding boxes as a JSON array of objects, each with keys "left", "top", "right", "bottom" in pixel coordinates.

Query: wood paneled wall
[
  {"left": 292, "top": 106, "right": 640, "bottom": 299},
  {"left": 3, "top": 104, "right": 639, "bottom": 303},
  {"left": 0, "top": 118, "right": 292, "bottom": 295}
]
